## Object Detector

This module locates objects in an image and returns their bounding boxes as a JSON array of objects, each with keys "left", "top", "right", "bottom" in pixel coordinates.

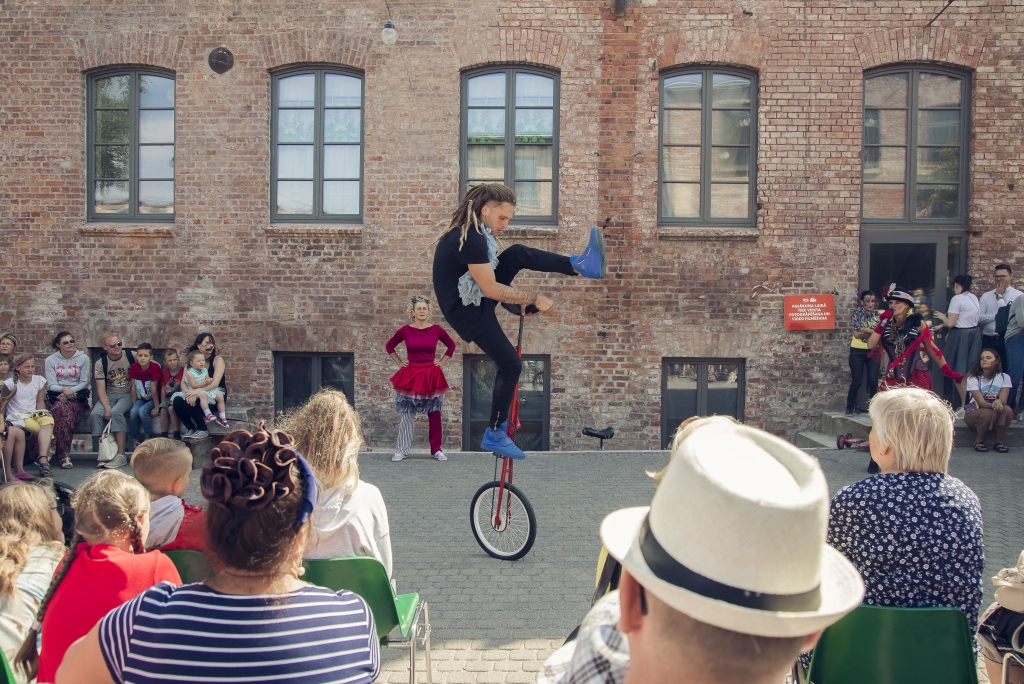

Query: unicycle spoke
[{"left": 470, "top": 480, "right": 537, "bottom": 560}]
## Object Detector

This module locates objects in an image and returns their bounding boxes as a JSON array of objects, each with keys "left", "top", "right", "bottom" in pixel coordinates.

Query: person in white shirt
[
  {"left": 935, "top": 275, "right": 981, "bottom": 408},
  {"left": 963, "top": 349, "right": 1014, "bottom": 453},
  {"left": 978, "top": 264, "right": 1022, "bottom": 369},
  {"left": 1, "top": 354, "right": 55, "bottom": 481}
]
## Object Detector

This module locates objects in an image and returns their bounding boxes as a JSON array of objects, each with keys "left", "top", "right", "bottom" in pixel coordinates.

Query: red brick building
[{"left": 1, "top": 0, "right": 1019, "bottom": 450}]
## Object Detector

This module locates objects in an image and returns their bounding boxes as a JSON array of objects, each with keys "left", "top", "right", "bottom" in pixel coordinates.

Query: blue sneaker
[
  {"left": 481, "top": 422, "right": 526, "bottom": 460},
  {"left": 569, "top": 226, "right": 607, "bottom": 279}
]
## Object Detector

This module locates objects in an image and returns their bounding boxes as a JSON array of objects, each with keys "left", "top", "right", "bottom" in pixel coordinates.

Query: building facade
[{"left": 1, "top": 0, "right": 1020, "bottom": 450}]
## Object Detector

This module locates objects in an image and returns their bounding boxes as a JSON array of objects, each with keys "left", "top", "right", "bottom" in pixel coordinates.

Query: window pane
[
  {"left": 94, "top": 181, "right": 129, "bottom": 214},
  {"left": 514, "top": 145, "right": 553, "bottom": 180},
  {"left": 467, "top": 145, "right": 505, "bottom": 180},
  {"left": 281, "top": 357, "right": 313, "bottom": 410},
  {"left": 321, "top": 356, "right": 355, "bottom": 406},
  {"left": 515, "top": 109, "right": 553, "bottom": 143},
  {"left": 917, "top": 147, "right": 959, "bottom": 183},
  {"left": 95, "top": 110, "right": 129, "bottom": 143},
  {"left": 468, "top": 109, "right": 505, "bottom": 142},
  {"left": 139, "top": 76, "right": 174, "bottom": 108},
  {"left": 664, "top": 109, "right": 701, "bottom": 145},
  {"left": 661, "top": 183, "right": 700, "bottom": 218},
  {"left": 324, "top": 109, "right": 361, "bottom": 143},
  {"left": 324, "top": 74, "right": 361, "bottom": 107},
  {"left": 712, "top": 74, "right": 751, "bottom": 108},
  {"left": 710, "top": 183, "right": 748, "bottom": 218},
  {"left": 864, "top": 109, "right": 906, "bottom": 145},
  {"left": 467, "top": 73, "right": 506, "bottom": 107},
  {"left": 323, "top": 145, "right": 360, "bottom": 179},
  {"left": 863, "top": 147, "right": 906, "bottom": 182},
  {"left": 139, "top": 145, "right": 174, "bottom": 179},
  {"left": 915, "top": 184, "right": 958, "bottom": 219},
  {"left": 664, "top": 362, "right": 698, "bottom": 434},
  {"left": 94, "top": 146, "right": 128, "bottom": 179},
  {"left": 323, "top": 181, "right": 360, "bottom": 215},
  {"left": 276, "top": 180, "right": 314, "bottom": 214},
  {"left": 917, "top": 110, "right": 960, "bottom": 145},
  {"left": 707, "top": 363, "right": 740, "bottom": 417},
  {"left": 516, "top": 73, "right": 553, "bottom": 107},
  {"left": 277, "top": 145, "right": 314, "bottom": 179},
  {"left": 279, "top": 74, "right": 315, "bottom": 107},
  {"left": 513, "top": 181, "right": 552, "bottom": 216},
  {"left": 918, "top": 73, "right": 962, "bottom": 108},
  {"left": 863, "top": 184, "right": 906, "bottom": 218},
  {"left": 662, "top": 146, "right": 700, "bottom": 182},
  {"left": 139, "top": 110, "right": 174, "bottom": 144},
  {"left": 467, "top": 356, "right": 545, "bottom": 451},
  {"left": 711, "top": 148, "right": 749, "bottom": 181},
  {"left": 278, "top": 109, "right": 314, "bottom": 143},
  {"left": 664, "top": 73, "right": 702, "bottom": 107},
  {"left": 138, "top": 181, "right": 174, "bottom": 214},
  {"left": 95, "top": 75, "right": 130, "bottom": 108},
  {"left": 711, "top": 111, "right": 750, "bottom": 145},
  {"left": 865, "top": 73, "right": 908, "bottom": 108}
]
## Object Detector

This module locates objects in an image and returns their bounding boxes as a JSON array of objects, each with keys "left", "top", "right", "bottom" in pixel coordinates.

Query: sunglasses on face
[
  {"left": 110, "top": 341, "right": 123, "bottom": 347},
  {"left": 61, "top": 340, "right": 75, "bottom": 345}
]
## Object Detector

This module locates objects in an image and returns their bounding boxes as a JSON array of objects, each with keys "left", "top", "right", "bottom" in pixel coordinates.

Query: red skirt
[
  {"left": 880, "top": 370, "right": 932, "bottom": 392},
  {"left": 390, "top": 362, "right": 449, "bottom": 399}
]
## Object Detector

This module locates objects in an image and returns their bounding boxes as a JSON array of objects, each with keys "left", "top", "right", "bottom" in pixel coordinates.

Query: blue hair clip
[{"left": 293, "top": 452, "right": 318, "bottom": 528}]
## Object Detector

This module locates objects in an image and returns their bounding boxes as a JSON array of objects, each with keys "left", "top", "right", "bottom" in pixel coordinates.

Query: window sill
[
  {"left": 658, "top": 226, "right": 759, "bottom": 241},
  {"left": 265, "top": 224, "right": 363, "bottom": 237},
  {"left": 502, "top": 225, "right": 558, "bottom": 238},
  {"left": 78, "top": 224, "right": 174, "bottom": 237}
]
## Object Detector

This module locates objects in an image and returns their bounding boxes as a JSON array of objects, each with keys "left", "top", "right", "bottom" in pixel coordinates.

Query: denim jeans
[
  {"left": 129, "top": 399, "right": 156, "bottom": 441},
  {"left": 1005, "top": 333, "right": 1024, "bottom": 409}
]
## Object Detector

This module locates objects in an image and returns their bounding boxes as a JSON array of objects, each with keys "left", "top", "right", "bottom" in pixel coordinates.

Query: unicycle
[{"left": 470, "top": 308, "right": 538, "bottom": 560}]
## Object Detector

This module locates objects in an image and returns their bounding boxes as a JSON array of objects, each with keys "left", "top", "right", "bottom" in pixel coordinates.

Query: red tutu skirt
[
  {"left": 880, "top": 370, "right": 932, "bottom": 392},
  {"left": 391, "top": 362, "right": 449, "bottom": 399}
]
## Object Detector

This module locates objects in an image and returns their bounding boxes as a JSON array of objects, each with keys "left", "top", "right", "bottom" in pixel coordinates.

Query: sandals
[
  {"left": 37, "top": 458, "right": 52, "bottom": 478},
  {"left": 974, "top": 442, "right": 988, "bottom": 452},
  {"left": 995, "top": 442, "right": 1010, "bottom": 453},
  {"left": 13, "top": 472, "right": 35, "bottom": 482},
  {"left": 60, "top": 455, "right": 74, "bottom": 469}
]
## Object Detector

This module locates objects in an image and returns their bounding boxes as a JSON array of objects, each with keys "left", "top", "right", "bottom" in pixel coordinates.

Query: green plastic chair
[
  {"left": 1, "top": 648, "right": 15, "bottom": 684},
  {"left": 304, "top": 556, "right": 431, "bottom": 684},
  {"left": 162, "top": 549, "right": 216, "bottom": 584},
  {"left": 805, "top": 605, "right": 979, "bottom": 684}
]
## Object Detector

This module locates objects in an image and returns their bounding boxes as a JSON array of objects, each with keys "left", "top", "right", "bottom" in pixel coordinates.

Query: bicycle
[{"left": 469, "top": 307, "right": 538, "bottom": 561}]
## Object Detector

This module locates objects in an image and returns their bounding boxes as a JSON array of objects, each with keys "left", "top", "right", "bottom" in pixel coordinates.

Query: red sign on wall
[{"left": 784, "top": 295, "right": 836, "bottom": 331}]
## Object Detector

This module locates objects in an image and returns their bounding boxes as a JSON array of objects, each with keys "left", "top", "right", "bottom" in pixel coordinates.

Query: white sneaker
[
  {"left": 103, "top": 454, "right": 129, "bottom": 470},
  {"left": 432, "top": 450, "right": 447, "bottom": 461},
  {"left": 193, "top": 430, "right": 209, "bottom": 439},
  {"left": 182, "top": 430, "right": 196, "bottom": 439},
  {"left": 954, "top": 407, "right": 966, "bottom": 420},
  {"left": 1018, "top": 412, "right": 1024, "bottom": 424},
  {"left": 392, "top": 453, "right": 407, "bottom": 462}
]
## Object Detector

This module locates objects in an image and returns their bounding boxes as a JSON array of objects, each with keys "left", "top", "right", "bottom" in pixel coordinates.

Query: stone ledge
[
  {"left": 658, "top": 226, "right": 759, "bottom": 241},
  {"left": 265, "top": 224, "right": 362, "bottom": 237},
  {"left": 502, "top": 225, "right": 558, "bottom": 238},
  {"left": 78, "top": 224, "right": 174, "bottom": 237}
]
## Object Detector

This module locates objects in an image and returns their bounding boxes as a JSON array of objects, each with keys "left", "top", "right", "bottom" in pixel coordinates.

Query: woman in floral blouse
[{"left": 827, "top": 387, "right": 985, "bottom": 638}]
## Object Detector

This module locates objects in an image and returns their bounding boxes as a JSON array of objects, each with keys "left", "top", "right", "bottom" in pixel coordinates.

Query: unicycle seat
[
  {"left": 501, "top": 302, "right": 540, "bottom": 316},
  {"left": 583, "top": 427, "right": 614, "bottom": 440}
]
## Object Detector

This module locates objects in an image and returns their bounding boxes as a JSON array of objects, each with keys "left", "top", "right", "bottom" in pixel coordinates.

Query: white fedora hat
[{"left": 601, "top": 419, "right": 864, "bottom": 637}]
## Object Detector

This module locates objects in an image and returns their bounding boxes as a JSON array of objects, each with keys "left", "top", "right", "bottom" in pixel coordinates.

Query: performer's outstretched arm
[{"left": 467, "top": 263, "right": 553, "bottom": 311}]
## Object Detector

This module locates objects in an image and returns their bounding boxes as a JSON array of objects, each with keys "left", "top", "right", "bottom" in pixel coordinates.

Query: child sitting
[
  {"left": 173, "top": 351, "right": 228, "bottom": 431},
  {"left": 127, "top": 343, "right": 162, "bottom": 445},
  {"left": 158, "top": 349, "right": 184, "bottom": 439},
  {"left": 129, "top": 438, "right": 213, "bottom": 559},
  {"left": 14, "top": 470, "right": 180, "bottom": 684}
]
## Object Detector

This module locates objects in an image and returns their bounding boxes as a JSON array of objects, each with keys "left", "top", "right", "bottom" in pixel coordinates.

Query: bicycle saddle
[
  {"left": 583, "top": 427, "right": 614, "bottom": 440},
  {"left": 501, "top": 302, "right": 540, "bottom": 316}
]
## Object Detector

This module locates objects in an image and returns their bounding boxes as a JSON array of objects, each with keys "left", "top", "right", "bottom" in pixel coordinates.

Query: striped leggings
[{"left": 396, "top": 411, "right": 443, "bottom": 455}]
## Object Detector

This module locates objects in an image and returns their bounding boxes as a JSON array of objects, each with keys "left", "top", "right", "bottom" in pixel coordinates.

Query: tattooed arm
[{"left": 467, "top": 263, "right": 554, "bottom": 311}]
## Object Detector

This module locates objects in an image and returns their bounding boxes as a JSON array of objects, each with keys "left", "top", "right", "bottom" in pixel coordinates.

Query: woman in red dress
[{"left": 386, "top": 296, "right": 456, "bottom": 462}]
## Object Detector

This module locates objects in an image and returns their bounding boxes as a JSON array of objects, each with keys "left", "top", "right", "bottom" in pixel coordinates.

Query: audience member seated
[
  {"left": 964, "top": 349, "right": 1015, "bottom": 453},
  {"left": 89, "top": 334, "right": 134, "bottom": 470},
  {"left": 2, "top": 354, "right": 55, "bottom": 480},
  {"left": 0, "top": 333, "right": 18, "bottom": 377},
  {"left": 0, "top": 482, "right": 66, "bottom": 679},
  {"left": 828, "top": 388, "right": 985, "bottom": 639},
  {"left": 14, "top": 470, "right": 180, "bottom": 683},
  {"left": 539, "top": 416, "right": 864, "bottom": 684},
  {"left": 130, "top": 438, "right": 212, "bottom": 559},
  {"left": 171, "top": 333, "right": 229, "bottom": 440},
  {"left": 158, "top": 349, "right": 184, "bottom": 439},
  {"left": 57, "top": 424, "right": 381, "bottom": 684},
  {"left": 44, "top": 332, "right": 90, "bottom": 470},
  {"left": 127, "top": 343, "right": 162, "bottom": 446},
  {"left": 280, "top": 389, "right": 393, "bottom": 578},
  {"left": 978, "top": 549, "right": 1024, "bottom": 684}
]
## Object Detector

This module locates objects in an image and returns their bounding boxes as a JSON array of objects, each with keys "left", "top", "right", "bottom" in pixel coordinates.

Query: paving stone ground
[{"left": 55, "top": 445, "right": 1023, "bottom": 683}]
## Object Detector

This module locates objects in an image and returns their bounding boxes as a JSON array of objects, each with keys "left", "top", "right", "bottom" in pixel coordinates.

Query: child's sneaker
[
  {"left": 392, "top": 452, "right": 407, "bottom": 462},
  {"left": 432, "top": 450, "right": 447, "bottom": 461},
  {"left": 215, "top": 414, "right": 230, "bottom": 428},
  {"left": 203, "top": 412, "right": 216, "bottom": 422}
]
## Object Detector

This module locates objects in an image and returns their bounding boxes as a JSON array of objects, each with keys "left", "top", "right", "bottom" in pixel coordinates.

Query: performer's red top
[{"left": 385, "top": 325, "right": 456, "bottom": 363}]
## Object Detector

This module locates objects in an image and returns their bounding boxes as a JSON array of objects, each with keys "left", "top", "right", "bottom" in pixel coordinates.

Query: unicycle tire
[{"left": 470, "top": 480, "right": 537, "bottom": 561}]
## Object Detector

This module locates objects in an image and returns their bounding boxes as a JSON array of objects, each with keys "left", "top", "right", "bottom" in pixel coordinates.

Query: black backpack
[{"left": 997, "top": 302, "right": 1012, "bottom": 339}]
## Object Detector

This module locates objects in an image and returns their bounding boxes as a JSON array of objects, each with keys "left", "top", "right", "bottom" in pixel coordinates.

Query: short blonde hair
[
  {"left": 868, "top": 387, "right": 953, "bottom": 473},
  {"left": 277, "top": 389, "right": 363, "bottom": 493},
  {"left": 407, "top": 296, "right": 432, "bottom": 323},
  {"left": 130, "top": 438, "right": 192, "bottom": 495}
]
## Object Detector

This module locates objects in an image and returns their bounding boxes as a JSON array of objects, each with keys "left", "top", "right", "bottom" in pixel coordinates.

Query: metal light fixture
[{"left": 381, "top": 19, "right": 398, "bottom": 45}]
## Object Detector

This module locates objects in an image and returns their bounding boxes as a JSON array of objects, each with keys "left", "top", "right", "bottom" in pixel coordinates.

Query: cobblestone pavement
[{"left": 54, "top": 445, "right": 1022, "bottom": 683}]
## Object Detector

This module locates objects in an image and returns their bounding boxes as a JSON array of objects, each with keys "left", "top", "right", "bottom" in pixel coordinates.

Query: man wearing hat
[{"left": 539, "top": 417, "right": 865, "bottom": 684}]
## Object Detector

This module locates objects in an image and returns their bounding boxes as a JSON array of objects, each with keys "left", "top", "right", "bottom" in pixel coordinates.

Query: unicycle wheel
[{"left": 470, "top": 480, "right": 537, "bottom": 561}]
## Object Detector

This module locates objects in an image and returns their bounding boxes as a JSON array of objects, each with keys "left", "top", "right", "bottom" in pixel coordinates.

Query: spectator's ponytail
[{"left": 15, "top": 534, "right": 81, "bottom": 680}]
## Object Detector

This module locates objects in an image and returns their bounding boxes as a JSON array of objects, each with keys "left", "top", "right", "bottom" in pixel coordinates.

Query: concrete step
[
  {"left": 73, "top": 406, "right": 256, "bottom": 437},
  {"left": 820, "top": 410, "right": 1024, "bottom": 448},
  {"left": 793, "top": 431, "right": 837, "bottom": 449}
]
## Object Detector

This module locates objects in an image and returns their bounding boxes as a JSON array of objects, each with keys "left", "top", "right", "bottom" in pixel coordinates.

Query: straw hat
[{"left": 601, "top": 421, "right": 864, "bottom": 637}]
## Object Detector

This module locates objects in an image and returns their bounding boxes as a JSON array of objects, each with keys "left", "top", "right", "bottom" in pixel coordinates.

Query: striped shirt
[{"left": 99, "top": 582, "right": 380, "bottom": 683}]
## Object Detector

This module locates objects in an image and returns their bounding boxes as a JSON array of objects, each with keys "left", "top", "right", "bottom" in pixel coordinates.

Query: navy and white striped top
[{"left": 99, "top": 582, "right": 380, "bottom": 683}]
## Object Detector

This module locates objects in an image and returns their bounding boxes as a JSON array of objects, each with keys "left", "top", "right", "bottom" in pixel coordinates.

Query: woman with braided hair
[
  {"left": 16, "top": 470, "right": 179, "bottom": 683},
  {"left": 432, "top": 183, "right": 607, "bottom": 459}
]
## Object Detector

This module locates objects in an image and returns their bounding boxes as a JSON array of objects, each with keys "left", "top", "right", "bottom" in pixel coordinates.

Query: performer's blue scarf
[{"left": 457, "top": 226, "right": 500, "bottom": 306}]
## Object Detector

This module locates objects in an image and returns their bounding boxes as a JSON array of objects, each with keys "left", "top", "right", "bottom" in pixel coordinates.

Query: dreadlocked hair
[
  {"left": 431, "top": 183, "right": 517, "bottom": 252},
  {"left": 15, "top": 470, "right": 150, "bottom": 680}
]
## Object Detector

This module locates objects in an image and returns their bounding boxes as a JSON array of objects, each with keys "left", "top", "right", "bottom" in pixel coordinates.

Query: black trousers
[
  {"left": 172, "top": 396, "right": 208, "bottom": 433},
  {"left": 471, "top": 244, "right": 576, "bottom": 429},
  {"left": 847, "top": 347, "right": 880, "bottom": 411}
]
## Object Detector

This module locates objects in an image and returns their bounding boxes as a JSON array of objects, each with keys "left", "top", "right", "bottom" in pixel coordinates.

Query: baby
[
  {"left": 129, "top": 437, "right": 212, "bottom": 559},
  {"left": 174, "top": 350, "right": 228, "bottom": 428}
]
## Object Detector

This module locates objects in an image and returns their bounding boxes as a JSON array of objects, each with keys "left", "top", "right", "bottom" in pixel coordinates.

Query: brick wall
[{"left": 1, "top": 0, "right": 1021, "bottom": 450}]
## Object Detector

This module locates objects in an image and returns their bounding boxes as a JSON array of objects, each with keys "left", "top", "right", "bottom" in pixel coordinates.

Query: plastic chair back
[
  {"left": 162, "top": 549, "right": 216, "bottom": 584},
  {"left": 303, "top": 557, "right": 405, "bottom": 638},
  {"left": 1, "top": 648, "right": 15, "bottom": 684},
  {"left": 807, "top": 604, "right": 979, "bottom": 684}
]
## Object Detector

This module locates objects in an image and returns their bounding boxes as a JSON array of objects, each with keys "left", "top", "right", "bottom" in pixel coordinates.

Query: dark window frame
[
  {"left": 270, "top": 65, "right": 365, "bottom": 223},
  {"left": 660, "top": 357, "right": 746, "bottom": 448},
  {"left": 86, "top": 67, "right": 176, "bottom": 222},
  {"left": 273, "top": 352, "right": 355, "bottom": 412},
  {"left": 459, "top": 66, "right": 560, "bottom": 225},
  {"left": 861, "top": 64, "right": 970, "bottom": 227},
  {"left": 658, "top": 66, "right": 758, "bottom": 227},
  {"left": 462, "top": 353, "right": 551, "bottom": 452}
]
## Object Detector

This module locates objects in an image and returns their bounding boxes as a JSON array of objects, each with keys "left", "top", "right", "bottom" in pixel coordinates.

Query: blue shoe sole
[{"left": 593, "top": 226, "right": 607, "bottom": 278}]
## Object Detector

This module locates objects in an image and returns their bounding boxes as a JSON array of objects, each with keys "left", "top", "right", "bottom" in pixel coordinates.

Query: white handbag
[{"left": 97, "top": 421, "right": 118, "bottom": 464}]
